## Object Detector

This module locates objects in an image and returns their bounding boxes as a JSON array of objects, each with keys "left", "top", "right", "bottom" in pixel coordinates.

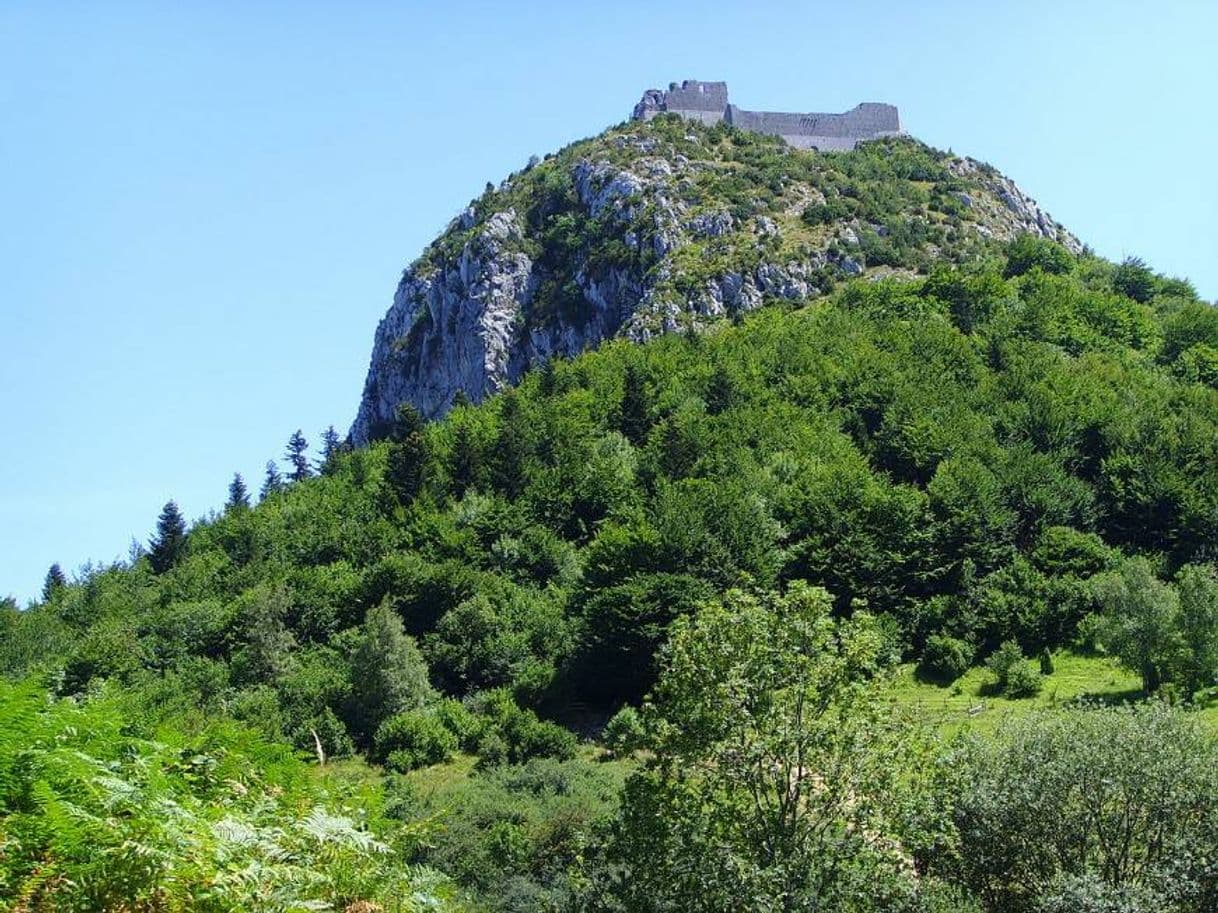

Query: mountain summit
[{"left": 351, "top": 101, "right": 1077, "bottom": 442}]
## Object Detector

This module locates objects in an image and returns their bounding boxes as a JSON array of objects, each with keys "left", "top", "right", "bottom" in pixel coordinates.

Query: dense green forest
[{"left": 5, "top": 120, "right": 1218, "bottom": 911}]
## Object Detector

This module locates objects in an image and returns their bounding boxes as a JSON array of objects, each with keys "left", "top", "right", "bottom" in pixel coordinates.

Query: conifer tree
[
  {"left": 148, "top": 501, "right": 187, "bottom": 575},
  {"left": 42, "top": 563, "right": 67, "bottom": 602},
  {"left": 538, "top": 359, "right": 557, "bottom": 397},
  {"left": 385, "top": 404, "right": 428, "bottom": 507},
  {"left": 285, "top": 430, "right": 311, "bottom": 482},
  {"left": 449, "top": 422, "right": 481, "bottom": 497},
  {"left": 317, "top": 426, "right": 342, "bottom": 474},
  {"left": 451, "top": 389, "right": 470, "bottom": 409},
  {"left": 619, "top": 363, "right": 651, "bottom": 445},
  {"left": 705, "top": 363, "right": 737, "bottom": 415},
  {"left": 659, "top": 418, "right": 697, "bottom": 479},
  {"left": 261, "top": 461, "right": 284, "bottom": 500},
  {"left": 491, "top": 388, "right": 531, "bottom": 498},
  {"left": 347, "top": 601, "right": 432, "bottom": 746},
  {"left": 226, "top": 473, "right": 250, "bottom": 511}
]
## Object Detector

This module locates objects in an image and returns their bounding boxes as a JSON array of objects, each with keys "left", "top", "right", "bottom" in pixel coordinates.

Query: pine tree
[
  {"left": 347, "top": 601, "right": 433, "bottom": 746},
  {"left": 705, "top": 363, "right": 736, "bottom": 415},
  {"left": 148, "top": 501, "right": 187, "bottom": 574},
  {"left": 659, "top": 419, "right": 697, "bottom": 479},
  {"left": 619, "top": 363, "right": 651, "bottom": 445},
  {"left": 317, "top": 426, "right": 342, "bottom": 474},
  {"left": 226, "top": 473, "right": 250, "bottom": 511},
  {"left": 285, "top": 429, "right": 311, "bottom": 482},
  {"left": 491, "top": 388, "right": 531, "bottom": 498},
  {"left": 385, "top": 404, "right": 428, "bottom": 507},
  {"left": 261, "top": 461, "right": 284, "bottom": 500},
  {"left": 449, "top": 422, "right": 481, "bottom": 497},
  {"left": 42, "top": 563, "right": 67, "bottom": 602},
  {"left": 1039, "top": 647, "right": 1055, "bottom": 676},
  {"left": 538, "top": 359, "right": 558, "bottom": 397}
]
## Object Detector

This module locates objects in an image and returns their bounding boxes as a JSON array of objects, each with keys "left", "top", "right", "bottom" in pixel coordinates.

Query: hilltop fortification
[
  {"left": 632, "top": 79, "right": 901, "bottom": 151},
  {"left": 352, "top": 93, "right": 1077, "bottom": 442}
]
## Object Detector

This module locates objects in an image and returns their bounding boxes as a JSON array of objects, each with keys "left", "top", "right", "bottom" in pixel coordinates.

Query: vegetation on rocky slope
[{"left": 5, "top": 118, "right": 1218, "bottom": 911}]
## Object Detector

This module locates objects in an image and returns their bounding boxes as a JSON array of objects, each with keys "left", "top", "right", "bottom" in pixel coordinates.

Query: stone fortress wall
[{"left": 632, "top": 80, "right": 902, "bottom": 151}]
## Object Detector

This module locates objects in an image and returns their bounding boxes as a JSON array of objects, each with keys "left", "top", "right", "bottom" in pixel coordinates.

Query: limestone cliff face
[{"left": 351, "top": 121, "right": 1079, "bottom": 443}]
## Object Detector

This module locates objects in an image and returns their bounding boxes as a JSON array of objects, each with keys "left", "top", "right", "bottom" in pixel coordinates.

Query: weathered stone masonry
[{"left": 632, "top": 79, "right": 901, "bottom": 151}]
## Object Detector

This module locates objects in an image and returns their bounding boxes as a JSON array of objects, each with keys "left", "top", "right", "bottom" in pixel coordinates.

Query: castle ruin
[{"left": 632, "top": 79, "right": 901, "bottom": 151}]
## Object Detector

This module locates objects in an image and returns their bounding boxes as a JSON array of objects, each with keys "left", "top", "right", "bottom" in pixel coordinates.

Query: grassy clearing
[{"left": 886, "top": 650, "right": 1144, "bottom": 737}]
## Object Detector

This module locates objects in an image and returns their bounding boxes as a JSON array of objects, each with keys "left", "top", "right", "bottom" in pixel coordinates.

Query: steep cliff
[{"left": 351, "top": 115, "right": 1079, "bottom": 443}]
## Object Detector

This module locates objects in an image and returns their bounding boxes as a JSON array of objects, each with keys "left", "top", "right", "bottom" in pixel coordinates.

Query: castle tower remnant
[{"left": 632, "top": 79, "right": 901, "bottom": 151}]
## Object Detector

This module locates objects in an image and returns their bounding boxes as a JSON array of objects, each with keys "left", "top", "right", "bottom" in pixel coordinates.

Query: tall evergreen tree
[
  {"left": 619, "top": 363, "right": 651, "bottom": 445},
  {"left": 658, "top": 418, "right": 697, "bottom": 479},
  {"left": 385, "top": 404, "right": 428, "bottom": 507},
  {"left": 226, "top": 473, "right": 250, "bottom": 511},
  {"left": 491, "top": 388, "right": 531, "bottom": 499},
  {"left": 538, "top": 359, "right": 558, "bottom": 397},
  {"left": 261, "top": 461, "right": 285, "bottom": 500},
  {"left": 148, "top": 501, "right": 187, "bottom": 575},
  {"left": 317, "top": 426, "right": 342, "bottom": 475},
  {"left": 449, "top": 421, "right": 481, "bottom": 497},
  {"left": 285, "top": 430, "right": 311, "bottom": 483},
  {"left": 346, "top": 601, "right": 433, "bottom": 747},
  {"left": 705, "top": 363, "right": 737, "bottom": 415},
  {"left": 42, "top": 563, "right": 67, "bottom": 602}
]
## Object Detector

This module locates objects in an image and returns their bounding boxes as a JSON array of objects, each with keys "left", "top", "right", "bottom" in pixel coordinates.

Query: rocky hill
[{"left": 351, "top": 115, "right": 1078, "bottom": 441}]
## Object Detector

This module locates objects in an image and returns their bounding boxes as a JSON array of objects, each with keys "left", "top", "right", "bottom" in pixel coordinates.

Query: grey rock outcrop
[
  {"left": 947, "top": 158, "right": 1081, "bottom": 254},
  {"left": 351, "top": 116, "right": 1080, "bottom": 444}
]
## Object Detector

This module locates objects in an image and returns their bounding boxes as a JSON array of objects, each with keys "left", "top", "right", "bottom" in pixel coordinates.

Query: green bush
[
  {"left": 1075, "top": 613, "right": 1109, "bottom": 654},
  {"left": 0, "top": 680, "right": 453, "bottom": 910},
  {"left": 919, "top": 634, "right": 975, "bottom": 684},
  {"left": 1004, "top": 234, "right": 1074, "bottom": 277},
  {"left": 602, "top": 705, "right": 645, "bottom": 756},
  {"left": 985, "top": 639, "right": 1042, "bottom": 697},
  {"left": 937, "top": 705, "right": 1218, "bottom": 911},
  {"left": 374, "top": 709, "right": 457, "bottom": 770},
  {"left": 433, "top": 697, "right": 484, "bottom": 751},
  {"left": 1112, "top": 256, "right": 1157, "bottom": 303},
  {"left": 470, "top": 689, "right": 578, "bottom": 765},
  {"left": 1004, "top": 659, "right": 1043, "bottom": 698},
  {"left": 1039, "top": 647, "right": 1055, "bottom": 676}
]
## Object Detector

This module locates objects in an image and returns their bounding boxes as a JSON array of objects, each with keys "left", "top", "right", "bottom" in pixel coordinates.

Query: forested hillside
[{"left": 6, "top": 118, "right": 1218, "bottom": 912}]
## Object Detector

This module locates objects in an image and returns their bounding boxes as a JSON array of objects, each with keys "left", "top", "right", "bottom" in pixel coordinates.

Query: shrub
[
  {"left": 1004, "top": 234, "right": 1073, "bottom": 278},
  {"left": 1112, "top": 256, "right": 1156, "bottom": 303},
  {"left": 1039, "top": 647, "right": 1055, "bottom": 676},
  {"left": 986, "top": 639, "right": 1041, "bottom": 697},
  {"left": 919, "top": 635, "right": 975, "bottom": 684},
  {"left": 602, "top": 705, "right": 645, "bottom": 756},
  {"left": 937, "top": 705, "right": 1218, "bottom": 911},
  {"left": 504, "top": 714, "right": 577, "bottom": 764},
  {"left": 433, "top": 697, "right": 484, "bottom": 751},
  {"left": 1005, "top": 660, "right": 1043, "bottom": 698},
  {"left": 470, "top": 689, "right": 578, "bottom": 766},
  {"left": 1075, "top": 613, "right": 1109, "bottom": 654},
  {"left": 374, "top": 709, "right": 457, "bottom": 771}
]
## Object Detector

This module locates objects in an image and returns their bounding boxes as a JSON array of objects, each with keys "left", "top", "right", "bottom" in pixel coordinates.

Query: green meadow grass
[{"left": 886, "top": 651, "right": 1145, "bottom": 737}]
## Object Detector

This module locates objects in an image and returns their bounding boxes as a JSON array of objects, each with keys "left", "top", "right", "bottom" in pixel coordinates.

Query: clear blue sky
[{"left": 2, "top": 1, "right": 1215, "bottom": 603}]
